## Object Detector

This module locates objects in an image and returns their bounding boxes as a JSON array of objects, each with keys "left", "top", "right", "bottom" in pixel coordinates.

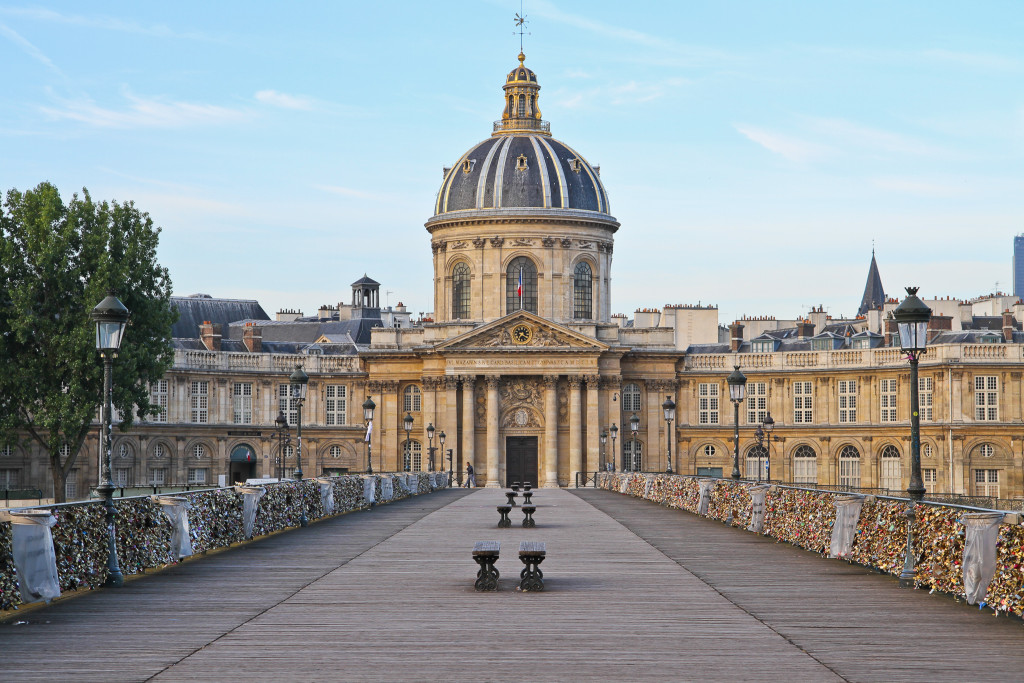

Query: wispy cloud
[
  {"left": 0, "top": 7, "right": 227, "bottom": 42},
  {"left": 314, "top": 184, "right": 389, "bottom": 201},
  {"left": 734, "top": 124, "right": 831, "bottom": 163},
  {"left": 806, "top": 117, "right": 946, "bottom": 157},
  {"left": 39, "top": 90, "right": 250, "bottom": 128},
  {"left": 255, "top": 90, "right": 315, "bottom": 111},
  {"left": 553, "top": 77, "right": 690, "bottom": 109},
  {"left": 0, "top": 21, "right": 63, "bottom": 76}
]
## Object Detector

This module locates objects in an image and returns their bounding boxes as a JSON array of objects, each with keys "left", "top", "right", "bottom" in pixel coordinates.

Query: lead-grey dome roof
[{"left": 433, "top": 134, "right": 610, "bottom": 216}]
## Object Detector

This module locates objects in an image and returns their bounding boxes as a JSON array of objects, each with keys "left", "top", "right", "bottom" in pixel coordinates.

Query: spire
[
  {"left": 493, "top": 51, "right": 549, "bottom": 136},
  {"left": 857, "top": 251, "right": 886, "bottom": 316}
]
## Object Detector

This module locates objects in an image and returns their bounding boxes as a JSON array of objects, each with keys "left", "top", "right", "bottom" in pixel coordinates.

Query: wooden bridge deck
[{"left": 1, "top": 488, "right": 1022, "bottom": 682}]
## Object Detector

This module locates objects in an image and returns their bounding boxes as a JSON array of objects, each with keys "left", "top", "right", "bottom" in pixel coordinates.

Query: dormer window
[
  {"left": 462, "top": 159, "right": 476, "bottom": 174},
  {"left": 570, "top": 158, "right": 583, "bottom": 173},
  {"left": 516, "top": 154, "right": 529, "bottom": 171},
  {"left": 751, "top": 340, "right": 774, "bottom": 353}
]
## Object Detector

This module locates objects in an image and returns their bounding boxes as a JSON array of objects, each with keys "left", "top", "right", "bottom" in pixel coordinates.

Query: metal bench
[
  {"left": 472, "top": 541, "right": 500, "bottom": 591},
  {"left": 521, "top": 504, "right": 536, "bottom": 528},
  {"left": 522, "top": 490, "right": 533, "bottom": 505},
  {"left": 505, "top": 490, "right": 518, "bottom": 507},
  {"left": 519, "top": 541, "right": 545, "bottom": 591},
  {"left": 497, "top": 505, "right": 512, "bottom": 528}
]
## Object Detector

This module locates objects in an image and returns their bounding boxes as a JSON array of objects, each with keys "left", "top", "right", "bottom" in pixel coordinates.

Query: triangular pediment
[{"left": 435, "top": 311, "right": 608, "bottom": 352}]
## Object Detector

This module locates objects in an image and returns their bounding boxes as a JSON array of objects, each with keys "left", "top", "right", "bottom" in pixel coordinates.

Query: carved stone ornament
[
  {"left": 431, "top": 241, "right": 447, "bottom": 254},
  {"left": 577, "top": 241, "right": 593, "bottom": 249},
  {"left": 472, "top": 237, "right": 486, "bottom": 248},
  {"left": 479, "top": 327, "right": 515, "bottom": 347},
  {"left": 511, "top": 238, "right": 533, "bottom": 246},
  {"left": 489, "top": 237, "right": 505, "bottom": 248},
  {"left": 560, "top": 238, "right": 572, "bottom": 248},
  {"left": 499, "top": 378, "right": 545, "bottom": 428},
  {"left": 450, "top": 240, "right": 468, "bottom": 250},
  {"left": 542, "top": 237, "right": 556, "bottom": 247},
  {"left": 502, "top": 407, "right": 541, "bottom": 429}
]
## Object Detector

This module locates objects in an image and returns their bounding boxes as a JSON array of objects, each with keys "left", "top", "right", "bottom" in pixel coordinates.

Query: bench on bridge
[
  {"left": 473, "top": 541, "right": 500, "bottom": 591},
  {"left": 497, "top": 505, "right": 512, "bottom": 527},
  {"left": 519, "top": 541, "right": 545, "bottom": 591},
  {"left": 505, "top": 490, "right": 518, "bottom": 507},
  {"left": 522, "top": 490, "right": 533, "bottom": 505},
  {"left": 521, "top": 504, "right": 536, "bottom": 528}
]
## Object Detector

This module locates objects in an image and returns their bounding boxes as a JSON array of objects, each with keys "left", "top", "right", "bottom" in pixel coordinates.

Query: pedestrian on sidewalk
[{"left": 465, "top": 463, "right": 475, "bottom": 487}]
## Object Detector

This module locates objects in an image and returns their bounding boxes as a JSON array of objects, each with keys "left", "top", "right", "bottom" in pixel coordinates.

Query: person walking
[{"left": 465, "top": 463, "right": 475, "bottom": 488}]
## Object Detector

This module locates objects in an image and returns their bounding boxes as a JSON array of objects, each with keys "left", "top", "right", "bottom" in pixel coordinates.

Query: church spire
[{"left": 857, "top": 250, "right": 886, "bottom": 316}]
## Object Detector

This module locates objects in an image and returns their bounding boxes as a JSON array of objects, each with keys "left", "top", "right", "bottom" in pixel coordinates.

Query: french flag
[{"left": 517, "top": 268, "right": 523, "bottom": 298}]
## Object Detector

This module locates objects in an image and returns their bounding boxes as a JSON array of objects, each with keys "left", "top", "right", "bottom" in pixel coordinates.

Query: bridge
[{"left": 2, "top": 485, "right": 1023, "bottom": 682}]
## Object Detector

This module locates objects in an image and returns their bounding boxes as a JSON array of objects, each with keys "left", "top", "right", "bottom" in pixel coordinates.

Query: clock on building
[{"left": 511, "top": 324, "right": 533, "bottom": 345}]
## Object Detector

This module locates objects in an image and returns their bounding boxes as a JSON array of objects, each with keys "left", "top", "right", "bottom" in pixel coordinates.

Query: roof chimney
[
  {"left": 796, "top": 320, "right": 815, "bottom": 339},
  {"left": 242, "top": 323, "right": 262, "bottom": 353},
  {"left": 199, "top": 321, "right": 222, "bottom": 352},
  {"left": 1003, "top": 310, "right": 1015, "bottom": 343},
  {"left": 730, "top": 321, "right": 744, "bottom": 352},
  {"left": 884, "top": 316, "right": 897, "bottom": 347}
]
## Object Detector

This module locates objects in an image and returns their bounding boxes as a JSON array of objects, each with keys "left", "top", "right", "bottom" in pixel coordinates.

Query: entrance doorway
[
  {"left": 229, "top": 444, "right": 257, "bottom": 484},
  {"left": 505, "top": 436, "right": 538, "bottom": 488}
]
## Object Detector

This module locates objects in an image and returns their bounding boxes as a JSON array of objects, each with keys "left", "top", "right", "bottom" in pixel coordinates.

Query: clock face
[{"left": 511, "top": 324, "right": 533, "bottom": 345}]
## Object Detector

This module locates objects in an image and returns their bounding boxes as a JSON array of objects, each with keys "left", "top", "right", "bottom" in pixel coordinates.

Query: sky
[{"left": 1, "top": 1, "right": 1022, "bottom": 324}]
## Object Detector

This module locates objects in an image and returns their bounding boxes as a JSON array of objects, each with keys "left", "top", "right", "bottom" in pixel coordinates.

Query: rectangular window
[
  {"left": 279, "top": 384, "right": 298, "bottom": 426},
  {"left": 974, "top": 375, "right": 999, "bottom": 421},
  {"left": 150, "top": 379, "right": 168, "bottom": 423},
  {"left": 149, "top": 468, "right": 167, "bottom": 485},
  {"left": 187, "top": 467, "right": 208, "bottom": 485},
  {"left": 880, "top": 378, "right": 898, "bottom": 423},
  {"left": 838, "top": 380, "right": 857, "bottom": 423},
  {"left": 0, "top": 468, "right": 20, "bottom": 488},
  {"left": 326, "top": 385, "right": 347, "bottom": 426},
  {"left": 746, "top": 381, "right": 767, "bottom": 424},
  {"left": 923, "top": 468, "right": 937, "bottom": 494},
  {"left": 880, "top": 457, "right": 901, "bottom": 492},
  {"left": 793, "top": 458, "right": 816, "bottom": 485},
  {"left": 793, "top": 381, "right": 813, "bottom": 424},
  {"left": 974, "top": 469, "right": 999, "bottom": 497},
  {"left": 838, "top": 458, "right": 860, "bottom": 488},
  {"left": 190, "top": 380, "right": 209, "bottom": 423},
  {"left": 698, "top": 383, "right": 719, "bottom": 425},
  {"left": 233, "top": 382, "right": 253, "bottom": 424},
  {"left": 919, "top": 376, "right": 933, "bottom": 421},
  {"left": 65, "top": 468, "right": 78, "bottom": 499},
  {"left": 113, "top": 468, "right": 131, "bottom": 487}
]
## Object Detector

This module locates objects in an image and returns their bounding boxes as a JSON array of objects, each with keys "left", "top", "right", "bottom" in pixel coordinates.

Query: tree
[{"left": 0, "top": 182, "right": 176, "bottom": 502}]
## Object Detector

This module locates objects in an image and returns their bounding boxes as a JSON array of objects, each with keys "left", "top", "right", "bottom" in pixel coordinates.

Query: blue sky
[{"left": 1, "top": 1, "right": 1022, "bottom": 324}]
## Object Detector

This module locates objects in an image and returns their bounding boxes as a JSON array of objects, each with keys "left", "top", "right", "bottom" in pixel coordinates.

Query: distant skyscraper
[{"left": 1014, "top": 235, "right": 1024, "bottom": 297}]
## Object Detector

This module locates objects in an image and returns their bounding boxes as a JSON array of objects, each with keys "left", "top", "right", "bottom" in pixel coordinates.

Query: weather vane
[{"left": 514, "top": 2, "right": 529, "bottom": 53}]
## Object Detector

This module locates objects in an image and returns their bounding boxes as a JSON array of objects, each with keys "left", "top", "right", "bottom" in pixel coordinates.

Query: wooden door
[{"left": 505, "top": 436, "right": 538, "bottom": 488}]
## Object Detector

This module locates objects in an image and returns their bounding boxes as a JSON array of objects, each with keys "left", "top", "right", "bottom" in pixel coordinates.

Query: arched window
[
  {"left": 518, "top": 94, "right": 526, "bottom": 117},
  {"left": 403, "top": 385, "right": 421, "bottom": 412},
  {"left": 622, "top": 383, "right": 642, "bottom": 412},
  {"left": 623, "top": 440, "right": 643, "bottom": 472},
  {"left": 793, "top": 444, "right": 817, "bottom": 484},
  {"left": 746, "top": 445, "right": 768, "bottom": 479},
  {"left": 117, "top": 443, "right": 132, "bottom": 460},
  {"left": 573, "top": 261, "right": 593, "bottom": 319},
  {"left": 192, "top": 444, "right": 206, "bottom": 459},
  {"left": 452, "top": 262, "right": 471, "bottom": 319},
  {"left": 0, "top": 445, "right": 12, "bottom": 457},
  {"left": 329, "top": 445, "right": 342, "bottom": 459},
  {"left": 703, "top": 444, "right": 716, "bottom": 457},
  {"left": 978, "top": 443, "right": 995, "bottom": 458},
  {"left": 403, "top": 440, "right": 423, "bottom": 472},
  {"left": 880, "top": 444, "right": 901, "bottom": 491},
  {"left": 839, "top": 445, "right": 861, "bottom": 488},
  {"left": 506, "top": 256, "right": 537, "bottom": 314}
]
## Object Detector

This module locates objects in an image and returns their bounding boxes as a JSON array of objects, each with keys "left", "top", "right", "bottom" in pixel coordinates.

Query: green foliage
[{"left": 0, "top": 182, "right": 176, "bottom": 500}]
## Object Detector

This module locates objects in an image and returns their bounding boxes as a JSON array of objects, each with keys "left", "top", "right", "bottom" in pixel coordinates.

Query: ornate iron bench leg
[
  {"left": 474, "top": 555, "right": 499, "bottom": 591},
  {"left": 519, "top": 554, "right": 545, "bottom": 591}
]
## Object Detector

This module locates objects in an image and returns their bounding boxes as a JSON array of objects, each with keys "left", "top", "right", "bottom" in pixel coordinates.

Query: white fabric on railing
[
  {"left": 619, "top": 476, "right": 630, "bottom": 493},
  {"left": 644, "top": 475, "right": 655, "bottom": 499},
  {"left": 962, "top": 512, "right": 1004, "bottom": 605},
  {"left": 381, "top": 477, "right": 394, "bottom": 501},
  {"left": 829, "top": 495, "right": 864, "bottom": 559},
  {"left": 698, "top": 479, "right": 715, "bottom": 516},
  {"left": 406, "top": 475, "right": 419, "bottom": 495},
  {"left": 11, "top": 510, "right": 60, "bottom": 603},
  {"left": 747, "top": 485, "right": 771, "bottom": 533},
  {"left": 316, "top": 479, "right": 335, "bottom": 516},
  {"left": 234, "top": 486, "right": 266, "bottom": 539},
  {"left": 153, "top": 496, "right": 193, "bottom": 560},
  {"left": 363, "top": 476, "right": 377, "bottom": 505}
]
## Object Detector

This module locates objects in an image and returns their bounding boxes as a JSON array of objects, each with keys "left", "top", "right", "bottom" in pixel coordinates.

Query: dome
[
  {"left": 431, "top": 52, "right": 612, "bottom": 220},
  {"left": 433, "top": 135, "right": 610, "bottom": 215}
]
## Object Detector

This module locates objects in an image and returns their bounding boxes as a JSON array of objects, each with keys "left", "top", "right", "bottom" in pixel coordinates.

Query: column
[
  {"left": 544, "top": 375, "right": 559, "bottom": 487},
  {"left": 444, "top": 376, "right": 458, "bottom": 475},
  {"left": 586, "top": 375, "right": 600, "bottom": 473},
  {"left": 568, "top": 376, "right": 583, "bottom": 483},
  {"left": 462, "top": 376, "right": 476, "bottom": 483},
  {"left": 485, "top": 376, "right": 500, "bottom": 487},
  {"left": 380, "top": 381, "right": 398, "bottom": 473},
  {"left": 422, "top": 377, "right": 437, "bottom": 471},
  {"left": 647, "top": 382, "right": 660, "bottom": 472}
]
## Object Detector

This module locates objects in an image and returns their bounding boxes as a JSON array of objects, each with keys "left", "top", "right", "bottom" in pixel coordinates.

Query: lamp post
[
  {"left": 91, "top": 293, "right": 129, "bottom": 587},
  {"left": 403, "top": 412, "right": 413, "bottom": 472},
  {"left": 426, "top": 422, "right": 435, "bottom": 472},
  {"left": 893, "top": 286, "right": 932, "bottom": 588},
  {"left": 363, "top": 396, "right": 376, "bottom": 473},
  {"left": 753, "top": 424, "right": 764, "bottom": 483},
  {"left": 629, "top": 413, "right": 640, "bottom": 472},
  {"left": 727, "top": 365, "right": 747, "bottom": 480},
  {"left": 289, "top": 365, "right": 309, "bottom": 527},
  {"left": 447, "top": 448, "right": 454, "bottom": 486},
  {"left": 275, "top": 411, "right": 289, "bottom": 481},
  {"left": 438, "top": 430, "right": 446, "bottom": 478},
  {"left": 762, "top": 413, "right": 775, "bottom": 481},
  {"left": 610, "top": 423, "right": 618, "bottom": 472},
  {"left": 662, "top": 395, "right": 676, "bottom": 474},
  {"left": 600, "top": 430, "right": 607, "bottom": 472}
]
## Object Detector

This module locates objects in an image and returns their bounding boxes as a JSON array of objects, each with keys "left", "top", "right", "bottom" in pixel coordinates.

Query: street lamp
[
  {"left": 600, "top": 430, "right": 607, "bottom": 472},
  {"left": 289, "top": 365, "right": 309, "bottom": 527},
  {"left": 363, "top": 396, "right": 376, "bottom": 473},
  {"left": 893, "top": 286, "right": 932, "bottom": 588},
  {"left": 662, "top": 395, "right": 676, "bottom": 474},
  {"left": 426, "top": 422, "right": 436, "bottom": 472},
  {"left": 629, "top": 413, "right": 640, "bottom": 472},
  {"left": 762, "top": 413, "right": 774, "bottom": 481},
  {"left": 91, "top": 293, "right": 129, "bottom": 587},
  {"left": 438, "top": 430, "right": 446, "bottom": 478},
  {"left": 403, "top": 412, "right": 413, "bottom": 472},
  {"left": 727, "top": 365, "right": 747, "bottom": 480},
  {"left": 610, "top": 423, "right": 618, "bottom": 472},
  {"left": 275, "top": 411, "right": 290, "bottom": 481}
]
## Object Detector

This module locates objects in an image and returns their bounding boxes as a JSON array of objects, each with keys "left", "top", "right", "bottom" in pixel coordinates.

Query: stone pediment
[{"left": 435, "top": 311, "right": 607, "bottom": 352}]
